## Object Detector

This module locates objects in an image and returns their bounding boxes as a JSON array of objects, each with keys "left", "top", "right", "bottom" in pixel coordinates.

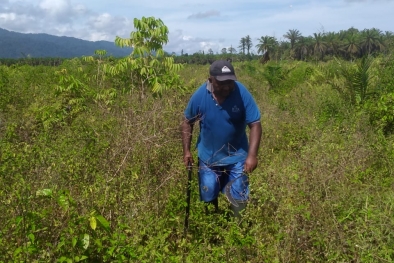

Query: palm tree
[
  {"left": 295, "top": 36, "right": 312, "bottom": 61},
  {"left": 255, "top": 36, "right": 277, "bottom": 53},
  {"left": 360, "top": 28, "right": 381, "bottom": 55},
  {"left": 376, "top": 35, "right": 387, "bottom": 53},
  {"left": 342, "top": 34, "right": 361, "bottom": 61},
  {"left": 238, "top": 37, "right": 246, "bottom": 55},
  {"left": 346, "top": 27, "right": 360, "bottom": 36},
  {"left": 255, "top": 35, "right": 277, "bottom": 63},
  {"left": 324, "top": 31, "right": 340, "bottom": 57},
  {"left": 312, "top": 32, "right": 327, "bottom": 61},
  {"left": 245, "top": 35, "right": 253, "bottom": 55},
  {"left": 277, "top": 40, "right": 291, "bottom": 61},
  {"left": 384, "top": 31, "right": 394, "bottom": 48},
  {"left": 283, "top": 29, "right": 302, "bottom": 49},
  {"left": 384, "top": 31, "right": 394, "bottom": 41},
  {"left": 381, "top": 31, "right": 394, "bottom": 54}
]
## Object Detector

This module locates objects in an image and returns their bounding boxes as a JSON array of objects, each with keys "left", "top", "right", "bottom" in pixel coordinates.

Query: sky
[{"left": 0, "top": 0, "right": 393, "bottom": 55}]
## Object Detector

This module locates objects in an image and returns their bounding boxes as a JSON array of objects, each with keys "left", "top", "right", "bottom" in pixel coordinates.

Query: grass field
[{"left": 1, "top": 56, "right": 394, "bottom": 262}]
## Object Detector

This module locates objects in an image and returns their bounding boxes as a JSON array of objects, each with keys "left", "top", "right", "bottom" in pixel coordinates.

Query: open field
[{"left": 1, "top": 55, "right": 394, "bottom": 262}]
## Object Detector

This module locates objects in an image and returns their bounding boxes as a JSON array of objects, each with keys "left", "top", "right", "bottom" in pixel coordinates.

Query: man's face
[{"left": 211, "top": 77, "right": 235, "bottom": 98}]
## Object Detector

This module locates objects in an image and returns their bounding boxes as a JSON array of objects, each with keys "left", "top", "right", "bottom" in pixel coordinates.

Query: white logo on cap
[{"left": 221, "top": 66, "right": 231, "bottom": 73}]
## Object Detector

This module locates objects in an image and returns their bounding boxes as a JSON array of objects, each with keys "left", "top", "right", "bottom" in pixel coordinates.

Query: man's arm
[
  {"left": 181, "top": 117, "right": 194, "bottom": 167},
  {"left": 244, "top": 121, "right": 262, "bottom": 173}
]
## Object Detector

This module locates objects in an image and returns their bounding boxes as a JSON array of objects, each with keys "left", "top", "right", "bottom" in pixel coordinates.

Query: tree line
[
  {"left": 1, "top": 27, "right": 393, "bottom": 67},
  {"left": 174, "top": 27, "right": 394, "bottom": 64}
]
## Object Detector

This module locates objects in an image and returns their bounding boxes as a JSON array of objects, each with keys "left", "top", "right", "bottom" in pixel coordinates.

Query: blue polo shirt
[{"left": 184, "top": 81, "right": 260, "bottom": 166}]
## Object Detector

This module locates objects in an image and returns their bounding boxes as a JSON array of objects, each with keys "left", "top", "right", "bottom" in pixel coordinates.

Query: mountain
[{"left": 0, "top": 28, "right": 131, "bottom": 59}]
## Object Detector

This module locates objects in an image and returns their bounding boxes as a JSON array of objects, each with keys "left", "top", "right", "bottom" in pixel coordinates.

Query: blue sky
[{"left": 1, "top": 0, "right": 393, "bottom": 55}]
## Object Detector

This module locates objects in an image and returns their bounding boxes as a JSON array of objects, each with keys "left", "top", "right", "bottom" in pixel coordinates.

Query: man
[{"left": 181, "top": 60, "right": 262, "bottom": 218}]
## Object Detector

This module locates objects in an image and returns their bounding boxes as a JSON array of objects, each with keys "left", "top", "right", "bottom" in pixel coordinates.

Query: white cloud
[
  {"left": 0, "top": 0, "right": 393, "bottom": 54},
  {"left": 187, "top": 10, "right": 220, "bottom": 19},
  {"left": 39, "top": 0, "right": 70, "bottom": 14},
  {"left": 0, "top": 13, "right": 16, "bottom": 21},
  {"left": 86, "top": 13, "right": 134, "bottom": 41}
]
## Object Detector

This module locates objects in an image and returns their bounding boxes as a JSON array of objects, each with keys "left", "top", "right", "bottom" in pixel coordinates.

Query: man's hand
[
  {"left": 244, "top": 121, "right": 262, "bottom": 173},
  {"left": 181, "top": 117, "right": 194, "bottom": 169},
  {"left": 244, "top": 155, "right": 258, "bottom": 173},
  {"left": 183, "top": 152, "right": 194, "bottom": 168}
]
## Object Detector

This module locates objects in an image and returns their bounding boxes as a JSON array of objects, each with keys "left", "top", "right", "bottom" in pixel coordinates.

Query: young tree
[{"left": 110, "top": 16, "right": 183, "bottom": 99}]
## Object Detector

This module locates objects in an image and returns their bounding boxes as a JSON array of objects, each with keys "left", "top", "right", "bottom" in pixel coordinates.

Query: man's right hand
[{"left": 183, "top": 152, "right": 193, "bottom": 169}]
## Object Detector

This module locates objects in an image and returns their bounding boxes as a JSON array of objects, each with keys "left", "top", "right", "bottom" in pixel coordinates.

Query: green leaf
[
  {"left": 58, "top": 256, "right": 67, "bottom": 263},
  {"left": 36, "top": 188, "right": 53, "bottom": 197},
  {"left": 57, "top": 194, "right": 69, "bottom": 210},
  {"left": 72, "top": 237, "right": 77, "bottom": 247},
  {"left": 79, "top": 255, "right": 88, "bottom": 261},
  {"left": 13, "top": 247, "right": 22, "bottom": 257},
  {"left": 82, "top": 234, "right": 90, "bottom": 250},
  {"left": 96, "top": 215, "right": 111, "bottom": 233},
  {"left": 28, "top": 233, "right": 35, "bottom": 243},
  {"left": 89, "top": 216, "right": 97, "bottom": 230}
]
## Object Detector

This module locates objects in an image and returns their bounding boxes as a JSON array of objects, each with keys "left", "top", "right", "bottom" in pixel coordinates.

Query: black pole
[{"left": 183, "top": 162, "right": 192, "bottom": 237}]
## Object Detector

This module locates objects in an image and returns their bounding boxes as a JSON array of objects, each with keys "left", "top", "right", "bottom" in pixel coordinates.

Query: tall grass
[{"left": 0, "top": 57, "right": 393, "bottom": 262}]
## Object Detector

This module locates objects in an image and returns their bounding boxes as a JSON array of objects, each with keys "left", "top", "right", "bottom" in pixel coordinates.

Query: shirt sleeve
[
  {"left": 184, "top": 85, "right": 204, "bottom": 123},
  {"left": 238, "top": 82, "right": 261, "bottom": 124},
  {"left": 184, "top": 98, "right": 199, "bottom": 123}
]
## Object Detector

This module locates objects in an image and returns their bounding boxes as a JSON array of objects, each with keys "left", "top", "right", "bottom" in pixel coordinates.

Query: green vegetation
[
  {"left": 2, "top": 25, "right": 393, "bottom": 67},
  {"left": 176, "top": 27, "right": 394, "bottom": 64},
  {"left": 1, "top": 17, "right": 394, "bottom": 262}
]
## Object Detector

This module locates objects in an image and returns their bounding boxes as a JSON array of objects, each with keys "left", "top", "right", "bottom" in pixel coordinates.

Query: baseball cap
[{"left": 209, "top": 60, "right": 237, "bottom": 81}]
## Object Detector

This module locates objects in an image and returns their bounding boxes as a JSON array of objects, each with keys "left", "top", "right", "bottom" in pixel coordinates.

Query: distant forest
[
  {"left": 0, "top": 28, "right": 130, "bottom": 62},
  {"left": 0, "top": 27, "right": 393, "bottom": 66}
]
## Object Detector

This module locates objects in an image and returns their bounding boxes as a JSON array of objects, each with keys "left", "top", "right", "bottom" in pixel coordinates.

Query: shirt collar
[{"left": 206, "top": 80, "right": 213, "bottom": 92}]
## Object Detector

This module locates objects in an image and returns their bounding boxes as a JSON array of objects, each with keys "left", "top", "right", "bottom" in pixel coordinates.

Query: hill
[{"left": 0, "top": 28, "right": 131, "bottom": 58}]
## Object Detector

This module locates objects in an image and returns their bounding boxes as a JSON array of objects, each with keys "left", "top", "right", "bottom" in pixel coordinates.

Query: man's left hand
[{"left": 244, "top": 155, "right": 258, "bottom": 173}]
